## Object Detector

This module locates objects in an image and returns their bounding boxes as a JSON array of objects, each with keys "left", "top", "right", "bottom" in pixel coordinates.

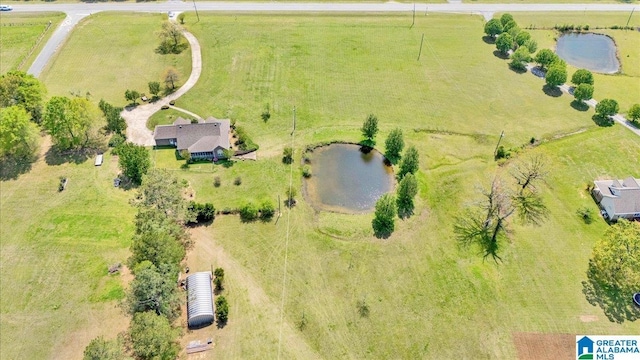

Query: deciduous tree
[
  {"left": 361, "top": 114, "right": 378, "bottom": 145},
  {"left": 83, "top": 336, "right": 124, "bottom": 360},
  {"left": 117, "top": 142, "right": 150, "bottom": 185},
  {"left": 42, "top": 96, "right": 105, "bottom": 150},
  {"left": 127, "top": 261, "right": 182, "bottom": 321},
  {"left": 509, "top": 46, "right": 531, "bottom": 71},
  {"left": 534, "top": 49, "right": 557, "bottom": 70},
  {"left": 396, "top": 173, "right": 418, "bottom": 219},
  {"left": 0, "top": 106, "right": 40, "bottom": 159},
  {"left": 500, "top": 13, "right": 514, "bottom": 26},
  {"left": 372, "top": 193, "right": 396, "bottom": 237},
  {"left": 595, "top": 98, "right": 619, "bottom": 118},
  {"left": 628, "top": 103, "right": 640, "bottom": 123},
  {"left": 454, "top": 156, "right": 548, "bottom": 260},
  {"left": 397, "top": 145, "right": 419, "bottom": 180},
  {"left": 148, "top": 81, "right": 161, "bottom": 98},
  {"left": 164, "top": 67, "right": 179, "bottom": 91},
  {"left": 495, "top": 33, "right": 514, "bottom": 54},
  {"left": 515, "top": 31, "right": 531, "bottom": 46},
  {"left": 98, "top": 99, "right": 126, "bottom": 134},
  {"left": 135, "top": 169, "right": 186, "bottom": 221},
  {"left": 545, "top": 64, "right": 567, "bottom": 87},
  {"left": 129, "top": 228, "right": 185, "bottom": 270},
  {"left": 573, "top": 83, "right": 594, "bottom": 102},
  {"left": 523, "top": 39, "right": 538, "bottom": 54},
  {"left": 384, "top": 128, "right": 404, "bottom": 164},
  {"left": 589, "top": 220, "right": 640, "bottom": 298},
  {"left": 0, "top": 70, "right": 46, "bottom": 123},
  {"left": 124, "top": 89, "right": 140, "bottom": 105},
  {"left": 484, "top": 19, "right": 503, "bottom": 38},
  {"left": 129, "top": 311, "right": 179, "bottom": 360},
  {"left": 214, "top": 267, "right": 225, "bottom": 291},
  {"left": 571, "top": 69, "right": 594, "bottom": 86},
  {"left": 157, "top": 21, "right": 186, "bottom": 54},
  {"left": 215, "top": 296, "right": 229, "bottom": 324}
]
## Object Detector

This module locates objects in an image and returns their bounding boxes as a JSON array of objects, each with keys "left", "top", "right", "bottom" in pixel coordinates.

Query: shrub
[
  {"left": 215, "top": 296, "right": 229, "bottom": 324},
  {"left": 187, "top": 201, "right": 215, "bottom": 224},
  {"left": 577, "top": 206, "right": 594, "bottom": 224},
  {"left": 302, "top": 165, "right": 312, "bottom": 178},
  {"left": 213, "top": 176, "right": 221, "bottom": 187},
  {"left": 234, "top": 177, "right": 242, "bottom": 186},
  {"left": 108, "top": 133, "right": 126, "bottom": 149},
  {"left": 259, "top": 199, "right": 275, "bottom": 221},
  {"left": 282, "top": 147, "right": 293, "bottom": 164},
  {"left": 239, "top": 202, "right": 258, "bottom": 222},
  {"left": 234, "top": 126, "right": 259, "bottom": 151}
]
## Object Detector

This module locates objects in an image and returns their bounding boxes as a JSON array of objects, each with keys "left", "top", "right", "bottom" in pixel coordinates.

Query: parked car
[{"left": 0, "top": 5, "right": 13, "bottom": 11}]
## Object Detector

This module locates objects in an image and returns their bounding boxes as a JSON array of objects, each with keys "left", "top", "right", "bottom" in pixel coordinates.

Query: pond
[
  {"left": 555, "top": 33, "right": 620, "bottom": 74},
  {"left": 303, "top": 143, "right": 395, "bottom": 213}
]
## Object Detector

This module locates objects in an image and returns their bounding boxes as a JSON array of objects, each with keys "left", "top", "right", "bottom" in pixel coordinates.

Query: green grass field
[
  {"left": 2, "top": 12, "right": 640, "bottom": 360},
  {"left": 0, "top": 144, "right": 135, "bottom": 360},
  {"left": 40, "top": 12, "right": 191, "bottom": 107},
  {"left": 0, "top": 12, "right": 65, "bottom": 74},
  {"left": 499, "top": 12, "right": 640, "bottom": 111}
]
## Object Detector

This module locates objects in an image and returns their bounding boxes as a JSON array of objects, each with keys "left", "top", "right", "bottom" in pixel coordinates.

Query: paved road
[
  {"left": 27, "top": 12, "right": 94, "bottom": 77},
  {"left": 19, "top": 2, "right": 637, "bottom": 77}
]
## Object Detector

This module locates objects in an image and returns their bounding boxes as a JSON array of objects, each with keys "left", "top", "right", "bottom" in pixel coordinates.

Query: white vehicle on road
[{"left": 0, "top": 5, "right": 14, "bottom": 11}]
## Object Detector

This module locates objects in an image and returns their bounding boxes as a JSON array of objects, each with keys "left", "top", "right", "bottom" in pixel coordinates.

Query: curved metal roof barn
[{"left": 186, "top": 272, "right": 214, "bottom": 328}]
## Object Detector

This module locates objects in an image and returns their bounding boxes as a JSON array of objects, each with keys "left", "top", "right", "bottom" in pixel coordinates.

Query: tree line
[{"left": 484, "top": 14, "right": 639, "bottom": 125}]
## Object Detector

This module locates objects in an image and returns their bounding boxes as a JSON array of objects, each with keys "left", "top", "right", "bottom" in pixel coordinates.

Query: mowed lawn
[
  {"left": 0, "top": 144, "right": 136, "bottom": 360},
  {"left": 0, "top": 12, "right": 65, "bottom": 74},
  {"left": 40, "top": 12, "right": 191, "bottom": 107},
  {"left": 508, "top": 12, "right": 640, "bottom": 111},
  {"left": 145, "top": 14, "right": 638, "bottom": 359}
]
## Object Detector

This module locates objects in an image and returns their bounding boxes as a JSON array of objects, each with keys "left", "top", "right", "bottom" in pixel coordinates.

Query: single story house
[
  {"left": 154, "top": 117, "right": 231, "bottom": 160},
  {"left": 592, "top": 176, "right": 640, "bottom": 221},
  {"left": 186, "top": 272, "right": 214, "bottom": 328}
]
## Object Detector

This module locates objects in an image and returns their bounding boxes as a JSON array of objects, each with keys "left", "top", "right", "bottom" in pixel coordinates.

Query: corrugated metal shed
[{"left": 186, "top": 272, "right": 214, "bottom": 328}]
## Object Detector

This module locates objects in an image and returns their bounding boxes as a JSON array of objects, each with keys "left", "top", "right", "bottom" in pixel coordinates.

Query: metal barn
[{"left": 186, "top": 272, "right": 214, "bottom": 328}]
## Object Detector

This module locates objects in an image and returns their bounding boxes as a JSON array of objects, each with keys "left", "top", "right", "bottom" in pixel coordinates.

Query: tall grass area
[
  {"left": 0, "top": 12, "right": 65, "bottom": 74},
  {"left": 0, "top": 148, "right": 135, "bottom": 359},
  {"left": 40, "top": 12, "right": 191, "bottom": 107}
]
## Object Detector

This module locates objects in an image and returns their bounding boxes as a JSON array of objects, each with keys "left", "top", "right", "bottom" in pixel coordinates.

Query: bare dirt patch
[
  {"left": 580, "top": 315, "right": 598, "bottom": 322},
  {"left": 513, "top": 333, "right": 574, "bottom": 360}
]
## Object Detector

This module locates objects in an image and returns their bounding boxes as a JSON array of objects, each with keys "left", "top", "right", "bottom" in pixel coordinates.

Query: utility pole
[
  {"left": 626, "top": 7, "right": 635, "bottom": 27},
  {"left": 411, "top": 3, "right": 415, "bottom": 28},
  {"left": 493, "top": 130, "right": 505, "bottom": 157},
  {"left": 417, "top": 33, "right": 424, "bottom": 61},
  {"left": 291, "top": 106, "right": 296, "bottom": 135},
  {"left": 193, "top": 0, "right": 200, "bottom": 23}
]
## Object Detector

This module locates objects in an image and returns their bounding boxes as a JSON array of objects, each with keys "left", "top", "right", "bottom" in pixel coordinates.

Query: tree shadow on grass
[
  {"left": 592, "top": 114, "right": 614, "bottom": 127},
  {"left": 45, "top": 146, "right": 94, "bottom": 166},
  {"left": 0, "top": 155, "right": 35, "bottom": 181},
  {"left": 571, "top": 100, "right": 589, "bottom": 112},
  {"left": 482, "top": 36, "right": 496, "bottom": 45},
  {"left": 542, "top": 84, "right": 562, "bottom": 98},
  {"left": 493, "top": 50, "right": 509, "bottom": 60},
  {"left": 582, "top": 260, "right": 640, "bottom": 323},
  {"left": 508, "top": 64, "right": 528, "bottom": 75}
]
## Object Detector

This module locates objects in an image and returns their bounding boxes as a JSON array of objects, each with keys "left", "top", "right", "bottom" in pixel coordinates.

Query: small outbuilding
[
  {"left": 94, "top": 154, "right": 103, "bottom": 166},
  {"left": 186, "top": 272, "right": 214, "bottom": 328}
]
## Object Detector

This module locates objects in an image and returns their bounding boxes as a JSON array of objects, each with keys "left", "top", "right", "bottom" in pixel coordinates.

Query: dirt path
[
  {"left": 122, "top": 28, "right": 202, "bottom": 146},
  {"left": 188, "top": 227, "right": 320, "bottom": 359}
]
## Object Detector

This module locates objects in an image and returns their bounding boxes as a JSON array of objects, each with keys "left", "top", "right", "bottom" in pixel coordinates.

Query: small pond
[
  {"left": 304, "top": 143, "right": 394, "bottom": 213},
  {"left": 555, "top": 33, "right": 620, "bottom": 74}
]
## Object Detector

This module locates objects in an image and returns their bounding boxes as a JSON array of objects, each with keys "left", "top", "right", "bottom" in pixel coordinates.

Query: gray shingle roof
[
  {"left": 594, "top": 177, "right": 640, "bottom": 215},
  {"left": 153, "top": 117, "right": 231, "bottom": 153}
]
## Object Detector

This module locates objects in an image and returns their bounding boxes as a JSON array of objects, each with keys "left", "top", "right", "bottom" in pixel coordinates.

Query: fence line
[{"left": 17, "top": 21, "right": 53, "bottom": 71}]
